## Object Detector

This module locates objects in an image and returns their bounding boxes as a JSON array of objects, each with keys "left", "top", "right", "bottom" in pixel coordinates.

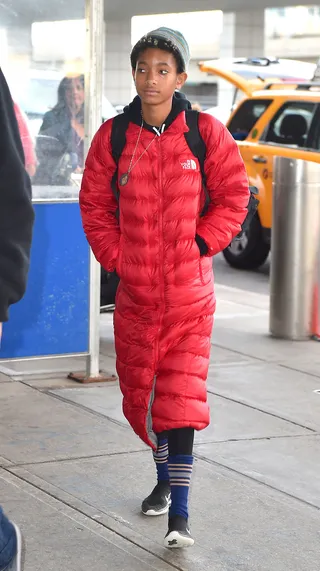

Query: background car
[
  {"left": 199, "top": 58, "right": 320, "bottom": 270},
  {"left": 224, "top": 83, "right": 320, "bottom": 269},
  {"left": 200, "top": 57, "right": 317, "bottom": 125}
]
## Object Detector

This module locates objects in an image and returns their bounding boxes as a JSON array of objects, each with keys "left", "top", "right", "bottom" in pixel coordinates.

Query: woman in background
[{"left": 34, "top": 74, "right": 85, "bottom": 185}]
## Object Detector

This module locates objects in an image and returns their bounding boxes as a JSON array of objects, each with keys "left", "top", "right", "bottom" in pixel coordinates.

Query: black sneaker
[
  {"left": 141, "top": 482, "right": 171, "bottom": 516},
  {"left": 164, "top": 515, "right": 194, "bottom": 548}
]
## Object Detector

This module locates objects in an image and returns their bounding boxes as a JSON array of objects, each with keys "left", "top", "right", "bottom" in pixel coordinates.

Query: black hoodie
[
  {"left": 0, "top": 69, "right": 34, "bottom": 322},
  {"left": 125, "top": 90, "right": 191, "bottom": 131}
]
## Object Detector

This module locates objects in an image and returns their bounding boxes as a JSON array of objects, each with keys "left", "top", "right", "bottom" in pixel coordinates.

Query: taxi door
[{"left": 240, "top": 99, "right": 320, "bottom": 230}]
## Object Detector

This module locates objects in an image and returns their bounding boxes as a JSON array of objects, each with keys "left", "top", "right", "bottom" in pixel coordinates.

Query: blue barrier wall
[{"left": 1, "top": 202, "right": 89, "bottom": 359}]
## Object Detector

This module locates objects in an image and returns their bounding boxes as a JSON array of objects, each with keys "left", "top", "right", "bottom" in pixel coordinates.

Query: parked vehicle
[
  {"left": 199, "top": 57, "right": 320, "bottom": 270},
  {"left": 200, "top": 57, "right": 316, "bottom": 124}
]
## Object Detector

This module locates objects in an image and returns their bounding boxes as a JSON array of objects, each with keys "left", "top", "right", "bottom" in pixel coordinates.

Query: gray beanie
[{"left": 131, "top": 27, "right": 190, "bottom": 72}]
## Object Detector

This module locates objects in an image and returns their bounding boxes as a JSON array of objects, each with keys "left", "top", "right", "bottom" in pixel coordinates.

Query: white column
[
  {"left": 233, "top": 10, "right": 265, "bottom": 58},
  {"left": 104, "top": 19, "right": 133, "bottom": 107},
  {"left": 85, "top": 0, "right": 104, "bottom": 379},
  {"left": 218, "top": 10, "right": 265, "bottom": 112}
]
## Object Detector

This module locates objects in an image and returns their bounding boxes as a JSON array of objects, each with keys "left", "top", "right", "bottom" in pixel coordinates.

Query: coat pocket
[
  {"left": 199, "top": 256, "right": 212, "bottom": 286},
  {"left": 116, "top": 240, "right": 123, "bottom": 278}
]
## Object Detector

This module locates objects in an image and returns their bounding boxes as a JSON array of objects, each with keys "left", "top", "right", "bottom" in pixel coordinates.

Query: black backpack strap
[
  {"left": 110, "top": 112, "right": 130, "bottom": 204},
  {"left": 185, "top": 110, "right": 210, "bottom": 216},
  {"left": 185, "top": 111, "right": 260, "bottom": 232},
  {"left": 185, "top": 110, "right": 206, "bottom": 178}
]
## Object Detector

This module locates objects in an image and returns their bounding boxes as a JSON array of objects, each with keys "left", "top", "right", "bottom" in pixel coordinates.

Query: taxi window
[
  {"left": 227, "top": 99, "right": 272, "bottom": 141},
  {"left": 311, "top": 113, "right": 320, "bottom": 151},
  {"left": 263, "top": 101, "right": 316, "bottom": 148}
]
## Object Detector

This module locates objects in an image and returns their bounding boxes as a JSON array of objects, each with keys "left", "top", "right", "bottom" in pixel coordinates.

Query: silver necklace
[{"left": 119, "top": 119, "right": 158, "bottom": 186}]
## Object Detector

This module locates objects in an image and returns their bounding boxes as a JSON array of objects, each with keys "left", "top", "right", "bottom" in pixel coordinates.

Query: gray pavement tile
[
  {"left": 208, "top": 345, "right": 256, "bottom": 366},
  {"left": 207, "top": 362, "right": 320, "bottom": 431},
  {"left": 23, "top": 376, "right": 91, "bottom": 389},
  {"left": 24, "top": 376, "right": 118, "bottom": 390},
  {"left": 17, "top": 451, "right": 320, "bottom": 571},
  {"left": 51, "top": 385, "right": 127, "bottom": 425},
  {"left": 100, "top": 314, "right": 116, "bottom": 358},
  {"left": 100, "top": 339, "right": 116, "bottom": 359},
  {"left": 201, "top": 393, "right": 310, "bottom": 442},
  {"left": 214, "top": 299, "right": 268, "bottom": 322},
  {"left": 277, "top": 355, "right": 320, "bottom": 379},
  {"left": 0, "top": 456, "right": 12, "bottom": 467},
  {"left": 0, "top": 371, "right": 11, "bottom": 382},
  {"left": 0, "top": 383, "right": 146, "bottom": 464},
  {"left": 195, "top": 434, "right": 320, "bottom": 508},
  {"left": 0, "top": 356, "right": 87, "bottom": 378},
  {"left": 100, "top": 353, "right": 117, "bottom": 373},
  {"left": 214, "top": 284, "right": 269, "bottom": 311},
  {"left": 0, "top": 469, "right": 175, "bottom": 571},
  {"left": 51, "top": 385, "right": 311, "bottom": 445},
  {"left": 212, "top": 312, "right": 320, "bottom": 374}
]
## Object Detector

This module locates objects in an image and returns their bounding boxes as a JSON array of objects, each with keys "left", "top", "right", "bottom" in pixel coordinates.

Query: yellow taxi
[{"left": 199, "top": 60, "right": 320, "bottom": 269}]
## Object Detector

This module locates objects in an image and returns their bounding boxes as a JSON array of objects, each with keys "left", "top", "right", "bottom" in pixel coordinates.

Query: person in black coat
[{"left": 0, "top": 67, "right": 34, "bottom": 570}]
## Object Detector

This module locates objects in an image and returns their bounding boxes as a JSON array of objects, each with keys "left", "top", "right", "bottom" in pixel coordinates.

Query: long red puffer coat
[{"left": 80, "top": 97, "right": 249, "bottom": 448}]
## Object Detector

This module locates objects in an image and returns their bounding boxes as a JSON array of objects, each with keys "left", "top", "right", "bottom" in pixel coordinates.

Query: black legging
[{"left": 157, "top": 428, "right": 194, "bottom": 456}]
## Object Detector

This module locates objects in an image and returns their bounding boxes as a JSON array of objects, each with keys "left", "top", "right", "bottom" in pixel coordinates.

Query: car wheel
[{"left": 222, "top": 214, "right": 270, "bottom": 270}]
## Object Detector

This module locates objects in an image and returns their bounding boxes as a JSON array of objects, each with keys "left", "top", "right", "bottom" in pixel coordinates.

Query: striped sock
[
  {"left": 153, "top": 437, "right": 169, "bottom": 483},
  {"left": 168, "top": 454, "right": 193, "bottom": 519}
]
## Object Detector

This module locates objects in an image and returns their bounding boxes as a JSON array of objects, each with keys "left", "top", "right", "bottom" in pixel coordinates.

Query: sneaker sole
[
  {"left": 164, "top": 531, "right": 194, "bottom": 549},
  {"left": 11, "top": 523, "right": 22, "bottom": 571},
  {"left": 141, "top": 502, "right": 171, "bottom": 517}
]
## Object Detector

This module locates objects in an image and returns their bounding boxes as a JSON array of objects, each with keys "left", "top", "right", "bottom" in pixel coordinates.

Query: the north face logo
[{"left": 181, "top": 159, "right": 197, "bottom": 170}]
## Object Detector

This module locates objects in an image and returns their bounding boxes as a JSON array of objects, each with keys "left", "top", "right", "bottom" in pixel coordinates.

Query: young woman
[{"left": 80, "top": 27, "right": 249, "bottom": 548}]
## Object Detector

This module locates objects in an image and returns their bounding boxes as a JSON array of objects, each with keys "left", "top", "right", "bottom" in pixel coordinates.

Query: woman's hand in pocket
[{"left": 195, "top": 234, "right": 209, "bottom": 257}]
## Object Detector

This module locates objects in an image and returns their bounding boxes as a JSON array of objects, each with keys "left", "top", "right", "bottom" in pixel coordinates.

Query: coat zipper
[
  {"left": 146, "top": 129, "right": 165, "bottom": 449},
  {"left": 156, "top": 135, "right": 165, "bottom": 368}
]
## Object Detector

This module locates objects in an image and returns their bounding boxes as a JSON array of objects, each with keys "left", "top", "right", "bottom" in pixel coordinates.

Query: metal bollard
[{"left": 270, "top": 157, "right": 320, "bottom": 340}]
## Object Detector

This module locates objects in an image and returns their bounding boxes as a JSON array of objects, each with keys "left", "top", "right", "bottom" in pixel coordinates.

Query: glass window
[
  {"left": 0, "top": 7, "right": 118, "bottom": 198},
  {"left": 264, "top": 101, "right": 316, "bottom": 148},
  {"left": 227, "top": 99, "right": 272, "bottom": 141},
  {"left": 0, "top": 12, "right": 88, "bottom": 197}
]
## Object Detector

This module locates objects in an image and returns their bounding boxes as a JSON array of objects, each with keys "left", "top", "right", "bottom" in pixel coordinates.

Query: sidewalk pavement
[{"left": 1, "top": 284, "right": 320, "bottom": 571}]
